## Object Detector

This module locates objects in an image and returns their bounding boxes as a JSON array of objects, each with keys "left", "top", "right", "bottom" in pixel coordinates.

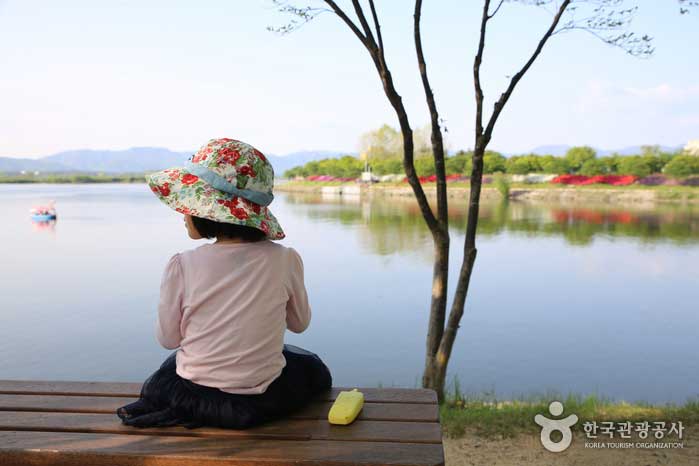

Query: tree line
[{"left": 284, "top": 143, "right": 699, "bottom": 179}]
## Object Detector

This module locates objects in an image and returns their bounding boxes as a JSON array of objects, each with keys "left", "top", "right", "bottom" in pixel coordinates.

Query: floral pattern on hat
[{"left": 146, "top": 138, "right": 285, "bottom": 240}]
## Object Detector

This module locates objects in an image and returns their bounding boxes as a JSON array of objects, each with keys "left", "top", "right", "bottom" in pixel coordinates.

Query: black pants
[{"left": 116, "top": 344, "right": 332, "bottom": 429}]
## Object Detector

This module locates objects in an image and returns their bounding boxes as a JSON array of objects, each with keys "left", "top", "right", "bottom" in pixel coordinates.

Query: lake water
[{"left": 1, "top": 183, "right": 698, "bottom": 403}]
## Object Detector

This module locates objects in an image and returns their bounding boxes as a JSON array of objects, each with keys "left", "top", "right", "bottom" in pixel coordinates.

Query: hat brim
[{"left": 146, "top": 167, "right": 285, "bottom": 240}]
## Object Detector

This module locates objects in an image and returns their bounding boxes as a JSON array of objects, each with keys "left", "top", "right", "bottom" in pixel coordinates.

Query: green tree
[
  {"left": 359, "top": 124, "right": 402, "bottom": 160},
  {"left": 415, "top": 156, "right": 436, "bottom": 176},
  {"left": 579, "top": 158, "right": 607, "bottom": 175},
  {"left": 372, "top": 157, "right": 403, "bottom": 175},
  {"left": 505, "top": 154, "right": 542, "bottom": 174},
  {"left": 565, "top": 146, "right": 597, "bottom": 173},
  {"left": 283, "top": 155, "right": 364, "bottom": 178},
  {"left": 445, "top": 152, "right": 468, "bottom": 174},
  {"left": 461, "top": 151, "right": 506, "bottom": 174},
  {"left": 601, "top": 154, "right": 621, "bottom": 174},
  {"left": 483, "top": 152, "right": 507, "bottom": 174},
  {"left": 538, "top": 155, "right": 570, "bottom": 174},
  {"left": 617, "top": 156, "right": 652, "bottom": 177},
  {"left": 639, "top": 144, "right": 679, "bottom": 167},
  {"left": 663, "top": 155, "right": 699, "bottom": 177}
]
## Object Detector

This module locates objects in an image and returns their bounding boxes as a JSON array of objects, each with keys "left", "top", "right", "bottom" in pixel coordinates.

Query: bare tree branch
[
  {"left": 487, "top": 0, "right": 506, "bottom": 19},
  {"left": 414, "top": 0, "right": 447, "bottom": 233},
  {"left": 483, "top": 0, "right": 570, "bottom": 142},
  {"left": 323, "top": 0, "right": 369, "bottom": 46},
  {"left": 679, "top": 0, "right": 698, "bottom": 14},
  {"left": 434, "top": 0, "right": 573, "bottom": 388},
  {"left": 473, "top": 0, "right": 491, "bottom": 139},
  {"left": 414, "top": 0, "right": 450, "bottom": 384},
  {"left": 267, "top": 1, "right": 329, "bottom": 34},
  {"left": 368, "top": 0, "right": 386, "bottom": 67},
  {"left": 268, "top": 0, "right": 689, "bottom": 400},
  {"left": 350, "top": 0, "right": 377, "bottom": 47},
  {"left": 554, "top": 2, "right": 653, "bottom": 57},
  {"left": 319, "top": 1, "right": 440, "bottom": 233}
]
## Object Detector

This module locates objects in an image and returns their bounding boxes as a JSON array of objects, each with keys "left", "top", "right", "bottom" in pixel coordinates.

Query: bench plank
[
  {"left": 0, "top": 395, "right": 439, "bottom": 422},
  {"left": 0, "top": 381, "right": 437, "bottom": 404},
  {"left": 0, "top": 381, "right": 444, "bottom": 466},
  {"left": 0, "top": 430, "right": 445, "bottom": 466},
  {"left": 0, "top": 412, "right": 442, "bottom": 444}
]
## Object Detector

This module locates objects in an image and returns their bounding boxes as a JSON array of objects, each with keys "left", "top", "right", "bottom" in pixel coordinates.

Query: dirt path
[{"left": 443, "top": 429, "right": 697, "bottom": 466}]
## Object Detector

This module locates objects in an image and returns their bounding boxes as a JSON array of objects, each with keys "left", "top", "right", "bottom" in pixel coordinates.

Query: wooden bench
[{"left": 0, "top": 380, "right": 444, "bottom": 466}]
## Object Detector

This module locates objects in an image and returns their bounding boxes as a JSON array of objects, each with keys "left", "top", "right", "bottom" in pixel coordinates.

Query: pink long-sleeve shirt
[{"left": 155, "top": 240, "right": 311, "bottom": 394}]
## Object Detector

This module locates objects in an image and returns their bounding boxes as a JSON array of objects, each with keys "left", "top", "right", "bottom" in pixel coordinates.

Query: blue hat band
[{"left": 185, "top": 162, "right": 274, "bottom": 207}]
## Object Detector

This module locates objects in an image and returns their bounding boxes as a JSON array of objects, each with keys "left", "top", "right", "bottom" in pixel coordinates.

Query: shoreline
[
  {"left": 276, "top": 181, "right": 699, "bottom": 205},
  {"left": 2, "top": 179, "right": 697, "bottom": 205},
  {"left": 439, "top": 395, "right": 699, "bottom": 465}
]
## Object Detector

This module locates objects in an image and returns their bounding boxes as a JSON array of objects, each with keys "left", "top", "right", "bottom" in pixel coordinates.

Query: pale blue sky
[{"left": 1, "top": 0, "right": 697, "bottom": 158}]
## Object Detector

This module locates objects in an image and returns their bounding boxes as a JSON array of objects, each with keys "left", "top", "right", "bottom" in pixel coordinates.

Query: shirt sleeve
[
  {"left": 155, "top": 253, "right": 184, "bottom": 349},
  {"left": 285, "top": 247, "right": 312, "bottom": 333}
]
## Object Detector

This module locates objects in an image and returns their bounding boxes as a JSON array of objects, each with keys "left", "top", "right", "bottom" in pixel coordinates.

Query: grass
[
  {"left": 493, "top": 174, "right": 510, "bottom": 199},
  {"left": 439, "top": 379, "right": 699, "bottom": 439}
]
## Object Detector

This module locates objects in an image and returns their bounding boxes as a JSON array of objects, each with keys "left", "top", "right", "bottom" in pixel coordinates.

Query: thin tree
[{"left": 270, "top": 0, "right": 693, "bottom": 400}]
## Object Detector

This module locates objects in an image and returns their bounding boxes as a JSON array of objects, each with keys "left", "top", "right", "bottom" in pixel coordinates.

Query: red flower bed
[
  {"left": 305, "top": 175, "right": 357, "bottom": 182},
  {"left": 401, "top": 174, "right": 468, "bottom": 183},
  {"left": 552, "top": 208, "right": 638, "bottom": 226},
  {"left": 551, "top": 174, "right": 637, "bottom": 186}
]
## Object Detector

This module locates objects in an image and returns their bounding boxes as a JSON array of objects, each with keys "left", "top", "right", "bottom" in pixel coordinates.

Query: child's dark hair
[{"left": 191, "top": 216, "right": 266, "bottom": 242}]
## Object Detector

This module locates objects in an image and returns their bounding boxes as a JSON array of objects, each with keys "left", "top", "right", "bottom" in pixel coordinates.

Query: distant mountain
[
  {"left": 0, "top": 147, "right": 349, "bottom": 175},
  {"left": 2, "top": 143, "right": 684, "bottom": 174},
  {"left": 0, "top": 157, "right": 69, "bottom": 172},
  {"left": 526, "top": 145, "right": 573, "bottom": 156},
  {"left": 43, "top": 147, "right": 190, "bottom": 172},
  {"left": 596, "top": 145, "right": 684, "bottom": 156}
]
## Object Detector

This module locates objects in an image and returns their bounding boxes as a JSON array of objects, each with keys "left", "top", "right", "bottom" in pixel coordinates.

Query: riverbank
[
  {"left": 276, "top": 180, "right": 699, "bottom": 204},
  {"left": 0, "top": 174, "right": 143, "bottom": 183},
  {"left": 440, "top": 394, "right": 698, "bottom": 465},
  {"left": 442, "top": 428, "right": 697, "bottom": 466},
  {"left": 4, "top": 176, "right": 697, "bottom": 204}
]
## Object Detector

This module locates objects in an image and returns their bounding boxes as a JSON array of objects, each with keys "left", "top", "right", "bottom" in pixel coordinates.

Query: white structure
[
  {"left": 360, "top": 171, "right": 378, "bottom": 182},
  {"left": 379, "top": 174, "right": 404, "bottom": 182},
  {"left": 511, "top": 173, "right": 558, "bottom": 184},
  {"left": 684, "top": 140, "right": 699, "bottom": 156},
  {"left": 320, "top": 185, "right": 361, "bottom": 197}
]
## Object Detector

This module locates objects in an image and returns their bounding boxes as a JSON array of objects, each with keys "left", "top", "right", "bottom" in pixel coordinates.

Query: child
[{"left": 116, "top": 138, "right": 332, "bottom": 429}]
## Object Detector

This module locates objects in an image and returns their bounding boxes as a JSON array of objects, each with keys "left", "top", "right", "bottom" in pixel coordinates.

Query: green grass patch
[{"left": 440, "top": 381, "right": 699, "bottom": 439}]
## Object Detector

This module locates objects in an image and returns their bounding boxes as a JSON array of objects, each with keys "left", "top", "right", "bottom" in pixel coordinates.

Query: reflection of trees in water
[
  {"left": 281, "top": 193, "right": 699, "bottom": 254},
  {"left": 284, "top": 193, "right": 434, "bottom": 256}
]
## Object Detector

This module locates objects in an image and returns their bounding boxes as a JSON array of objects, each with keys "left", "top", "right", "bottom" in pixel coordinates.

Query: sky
[{"left": 0, "top": 0, "right": 698, "bottom": 158}]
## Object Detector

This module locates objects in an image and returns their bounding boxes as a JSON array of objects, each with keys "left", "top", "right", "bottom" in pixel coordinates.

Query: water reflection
[
  {"left": 284, "top": 193, "right": 699, "bottom": 253},
  {"left": 1, "top": 184, "right": 698, "bottom": 402},
  {"left": 31, "top": 219, "right": 57, "bottom": 233}
]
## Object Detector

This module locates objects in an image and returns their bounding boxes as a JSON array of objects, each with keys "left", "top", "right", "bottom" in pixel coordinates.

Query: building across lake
[{"left": 684, "top": 140, "right": 699, "bottom": 156}]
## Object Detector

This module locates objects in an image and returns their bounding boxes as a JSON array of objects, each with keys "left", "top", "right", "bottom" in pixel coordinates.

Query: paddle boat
[{"left": 30, "top": 202, "right": 57, "bottom": 222}]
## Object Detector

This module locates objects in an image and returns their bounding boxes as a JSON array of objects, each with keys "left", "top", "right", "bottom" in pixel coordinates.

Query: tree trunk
[
  {"left": 427, "top": 143, "right": 486, "bottom": 402},
  {"left": 421, "top": 231, "right": 449, "bottom": 393},
  {"left": 313, "top": 0, "right": 573, "bottom": 407}
]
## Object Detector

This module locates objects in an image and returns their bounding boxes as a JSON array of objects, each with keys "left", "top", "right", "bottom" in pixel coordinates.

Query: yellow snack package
[{"left": 328, "top": 388, "right": 364, "bottom": 425}]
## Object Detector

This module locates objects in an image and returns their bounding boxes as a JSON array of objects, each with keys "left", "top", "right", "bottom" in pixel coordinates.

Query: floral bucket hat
[{"left": 146, "top": 138, "right": 285, "bottom": 240}]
